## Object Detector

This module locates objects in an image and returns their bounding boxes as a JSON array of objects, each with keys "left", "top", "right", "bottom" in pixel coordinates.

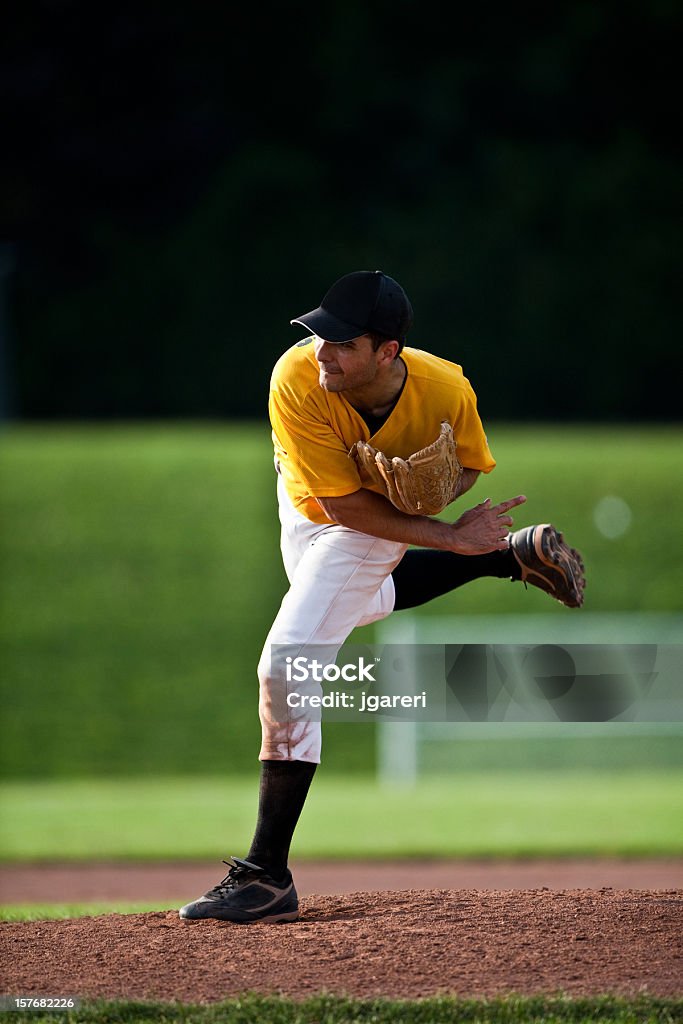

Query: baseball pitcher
[{"left": 179, "top": 270, "right": 585, "bottom": 923}]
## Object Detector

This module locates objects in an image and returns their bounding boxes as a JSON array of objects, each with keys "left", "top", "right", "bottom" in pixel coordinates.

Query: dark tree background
[{"left": 2, "top": 1, "right": 681, "bottom": 420}]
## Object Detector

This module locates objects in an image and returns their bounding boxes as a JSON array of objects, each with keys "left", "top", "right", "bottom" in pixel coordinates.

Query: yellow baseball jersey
[{"left": 269, "top": 338, "right": 496, "bottom": 525}]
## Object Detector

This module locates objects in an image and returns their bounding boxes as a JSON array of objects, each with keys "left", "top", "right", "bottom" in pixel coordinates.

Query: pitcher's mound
[{"left": 2, "top": 889, "right": 681, "bottom": 1003}]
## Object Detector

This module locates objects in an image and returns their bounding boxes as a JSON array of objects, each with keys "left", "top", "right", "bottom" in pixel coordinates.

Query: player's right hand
[{"left": 448, "top": 495, "right": 527, "bottom": 555}]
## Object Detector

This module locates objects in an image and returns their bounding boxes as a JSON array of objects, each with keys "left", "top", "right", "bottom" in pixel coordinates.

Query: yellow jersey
[{"left": 269, "top": 338, "right": 496, "bottom": 525}]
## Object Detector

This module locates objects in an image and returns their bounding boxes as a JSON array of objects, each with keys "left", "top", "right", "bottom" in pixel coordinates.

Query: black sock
[
  {"left": 246, "top": 760, "right": 317, "bottom": 882},
  {"left": 392, "top": 547, "right": 521, "bottom": 611}
]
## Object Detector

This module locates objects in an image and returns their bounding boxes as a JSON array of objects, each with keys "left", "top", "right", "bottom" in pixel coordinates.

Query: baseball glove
[{"left": 349, "top": 420, "right": 463, "bottom": 516}]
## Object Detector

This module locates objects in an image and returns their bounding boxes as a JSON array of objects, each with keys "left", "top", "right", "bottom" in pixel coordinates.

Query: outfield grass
[
  {"left": 0, "top": 994, "right": 680, "bottom": 1024},
  {"left": 1, "top": 771, "right": 681, "bottom": 862},
  {"left": 0, "top": 902, "right": 162, "bottom": 921},
  {"left": 1, "top": 422, "right": 682, "bottom": 781}
]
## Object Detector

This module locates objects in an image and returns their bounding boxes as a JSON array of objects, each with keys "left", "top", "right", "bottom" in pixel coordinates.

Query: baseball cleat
[
  {"left": 510, "top": 524, "right": 586, "bottom": 608},
  {"left": 178, "top": 857, "right": 299, "bottom": 923}
]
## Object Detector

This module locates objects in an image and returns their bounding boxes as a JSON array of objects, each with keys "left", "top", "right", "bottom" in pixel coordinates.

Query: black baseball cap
[{"left": 290, "top": 270, "right": 414, "bottom": 343}]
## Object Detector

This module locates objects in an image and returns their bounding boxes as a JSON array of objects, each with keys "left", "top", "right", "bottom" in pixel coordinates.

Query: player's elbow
[
  {"left": 316, "top": 491, "right": 362, "bottom": 525},
  {"left": 456, "top": 468, "right": 481, "bottom": 498}
]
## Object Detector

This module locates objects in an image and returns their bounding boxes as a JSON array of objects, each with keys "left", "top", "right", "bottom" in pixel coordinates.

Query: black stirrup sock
[
  {"left": 246, "top": 760, "right": 317, "bottom": 882},
  {"left": 392, "top": 547, "right": 521, "bottom": 611}
]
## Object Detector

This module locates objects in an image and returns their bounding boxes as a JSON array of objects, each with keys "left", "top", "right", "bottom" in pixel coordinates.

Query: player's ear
[
  {"left": 381, "top": 339, "right": 400, "bottom": 363},
  {"left": 385, "top": 339, "right": 401, "bottom": 364}
]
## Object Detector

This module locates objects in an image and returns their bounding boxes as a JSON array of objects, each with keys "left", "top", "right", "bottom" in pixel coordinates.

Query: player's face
[{"left": 314, "top": 335, "right": 383, "bottom": 392}]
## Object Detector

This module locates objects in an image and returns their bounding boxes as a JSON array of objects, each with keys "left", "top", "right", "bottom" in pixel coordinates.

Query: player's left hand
[{"left": 449, "top": 494, "right": 527, "bottom": 554}]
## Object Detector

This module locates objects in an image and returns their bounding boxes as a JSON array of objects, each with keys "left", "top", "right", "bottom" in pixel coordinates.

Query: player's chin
[{"left": 319, "top": 372, "right": 345, "bottom": 391}]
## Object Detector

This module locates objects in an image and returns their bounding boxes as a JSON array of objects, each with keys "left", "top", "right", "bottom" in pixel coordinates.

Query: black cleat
[
  {"left": 510, "top": 524, "right": 586, "bottom": 608},
  {"left": 178, "top": 857, "right": 299, "bottom": 923}
]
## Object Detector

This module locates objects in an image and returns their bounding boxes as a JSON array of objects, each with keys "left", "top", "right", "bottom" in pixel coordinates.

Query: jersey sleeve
[
  {"left": 450, "top": 377, "right": 496, "bottom": 473},
  {"left": 269, "top": 388, "right": 362, "bottom": 498}
]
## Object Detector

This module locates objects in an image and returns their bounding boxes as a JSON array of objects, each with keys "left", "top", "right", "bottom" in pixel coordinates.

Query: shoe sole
[
  {"left": 256, "top": 909, "right": 300, "bottom": 923},
  {"left": 179, "top": 904, "right": 299, "bottom": 923},
  {"left": 534, "top": 524, "right": 586, "bottom": 607}
]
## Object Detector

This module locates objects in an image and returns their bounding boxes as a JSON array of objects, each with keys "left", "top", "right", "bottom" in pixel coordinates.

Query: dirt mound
[{"left": 2, "top": 889, "right": 681, "bottom": 1003}]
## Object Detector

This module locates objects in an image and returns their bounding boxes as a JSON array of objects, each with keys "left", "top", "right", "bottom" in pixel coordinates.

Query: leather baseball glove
[{"left": 349, "top": 420, "right": 463, "bottom": 516}]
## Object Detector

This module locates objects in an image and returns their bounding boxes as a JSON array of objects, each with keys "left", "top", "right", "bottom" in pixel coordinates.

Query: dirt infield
[
  {"left": 1, "top": 862, "right": 682, "bottom": 1002},
  {"left": 2, "top": 889, "right": 682, "bottom": 1002},
  {"left": 3, "top": 857, "right": 683, "bottom": 903}
]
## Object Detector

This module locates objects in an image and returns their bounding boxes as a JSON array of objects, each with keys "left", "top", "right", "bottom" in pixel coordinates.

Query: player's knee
[
  {"left": 257, "top": 646, "right": 289, "bottom": 695},
  {"left": 257, "top": 649, "right": 269, "bottom": 687}
]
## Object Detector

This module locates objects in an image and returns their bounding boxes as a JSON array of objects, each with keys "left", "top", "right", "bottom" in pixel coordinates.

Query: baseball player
[{"left": 179, "top": 270, "right": 586, "bottom": 923}]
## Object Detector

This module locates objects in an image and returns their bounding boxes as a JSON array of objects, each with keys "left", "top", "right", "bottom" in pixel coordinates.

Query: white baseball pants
[{"left": 258, "top": 473, "right": 407, "bottom": 763}]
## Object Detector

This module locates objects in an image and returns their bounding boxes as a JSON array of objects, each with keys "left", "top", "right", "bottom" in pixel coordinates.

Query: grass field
[
  {"left": 1, "top": 422, "right": 682, "bottom": 780},
  {"left": 2, "top": 767, "right": 681, "bottom": 862},
  {"left": 1, "top": 994, "right": 681, "bottom": 1024}
]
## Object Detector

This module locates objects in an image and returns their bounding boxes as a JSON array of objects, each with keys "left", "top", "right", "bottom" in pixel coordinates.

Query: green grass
[
  {"left": 0, "top": 902, "right": 163, "bottom": 921},
  {"left": 1, "top": 772, "right": 681, "bottom": 862},
  {"left": 1, "top": 422, "right": 682, "bottom": 779},
  {"left": 0, "top": 994, "right": 680, "bottom": 1024}
]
